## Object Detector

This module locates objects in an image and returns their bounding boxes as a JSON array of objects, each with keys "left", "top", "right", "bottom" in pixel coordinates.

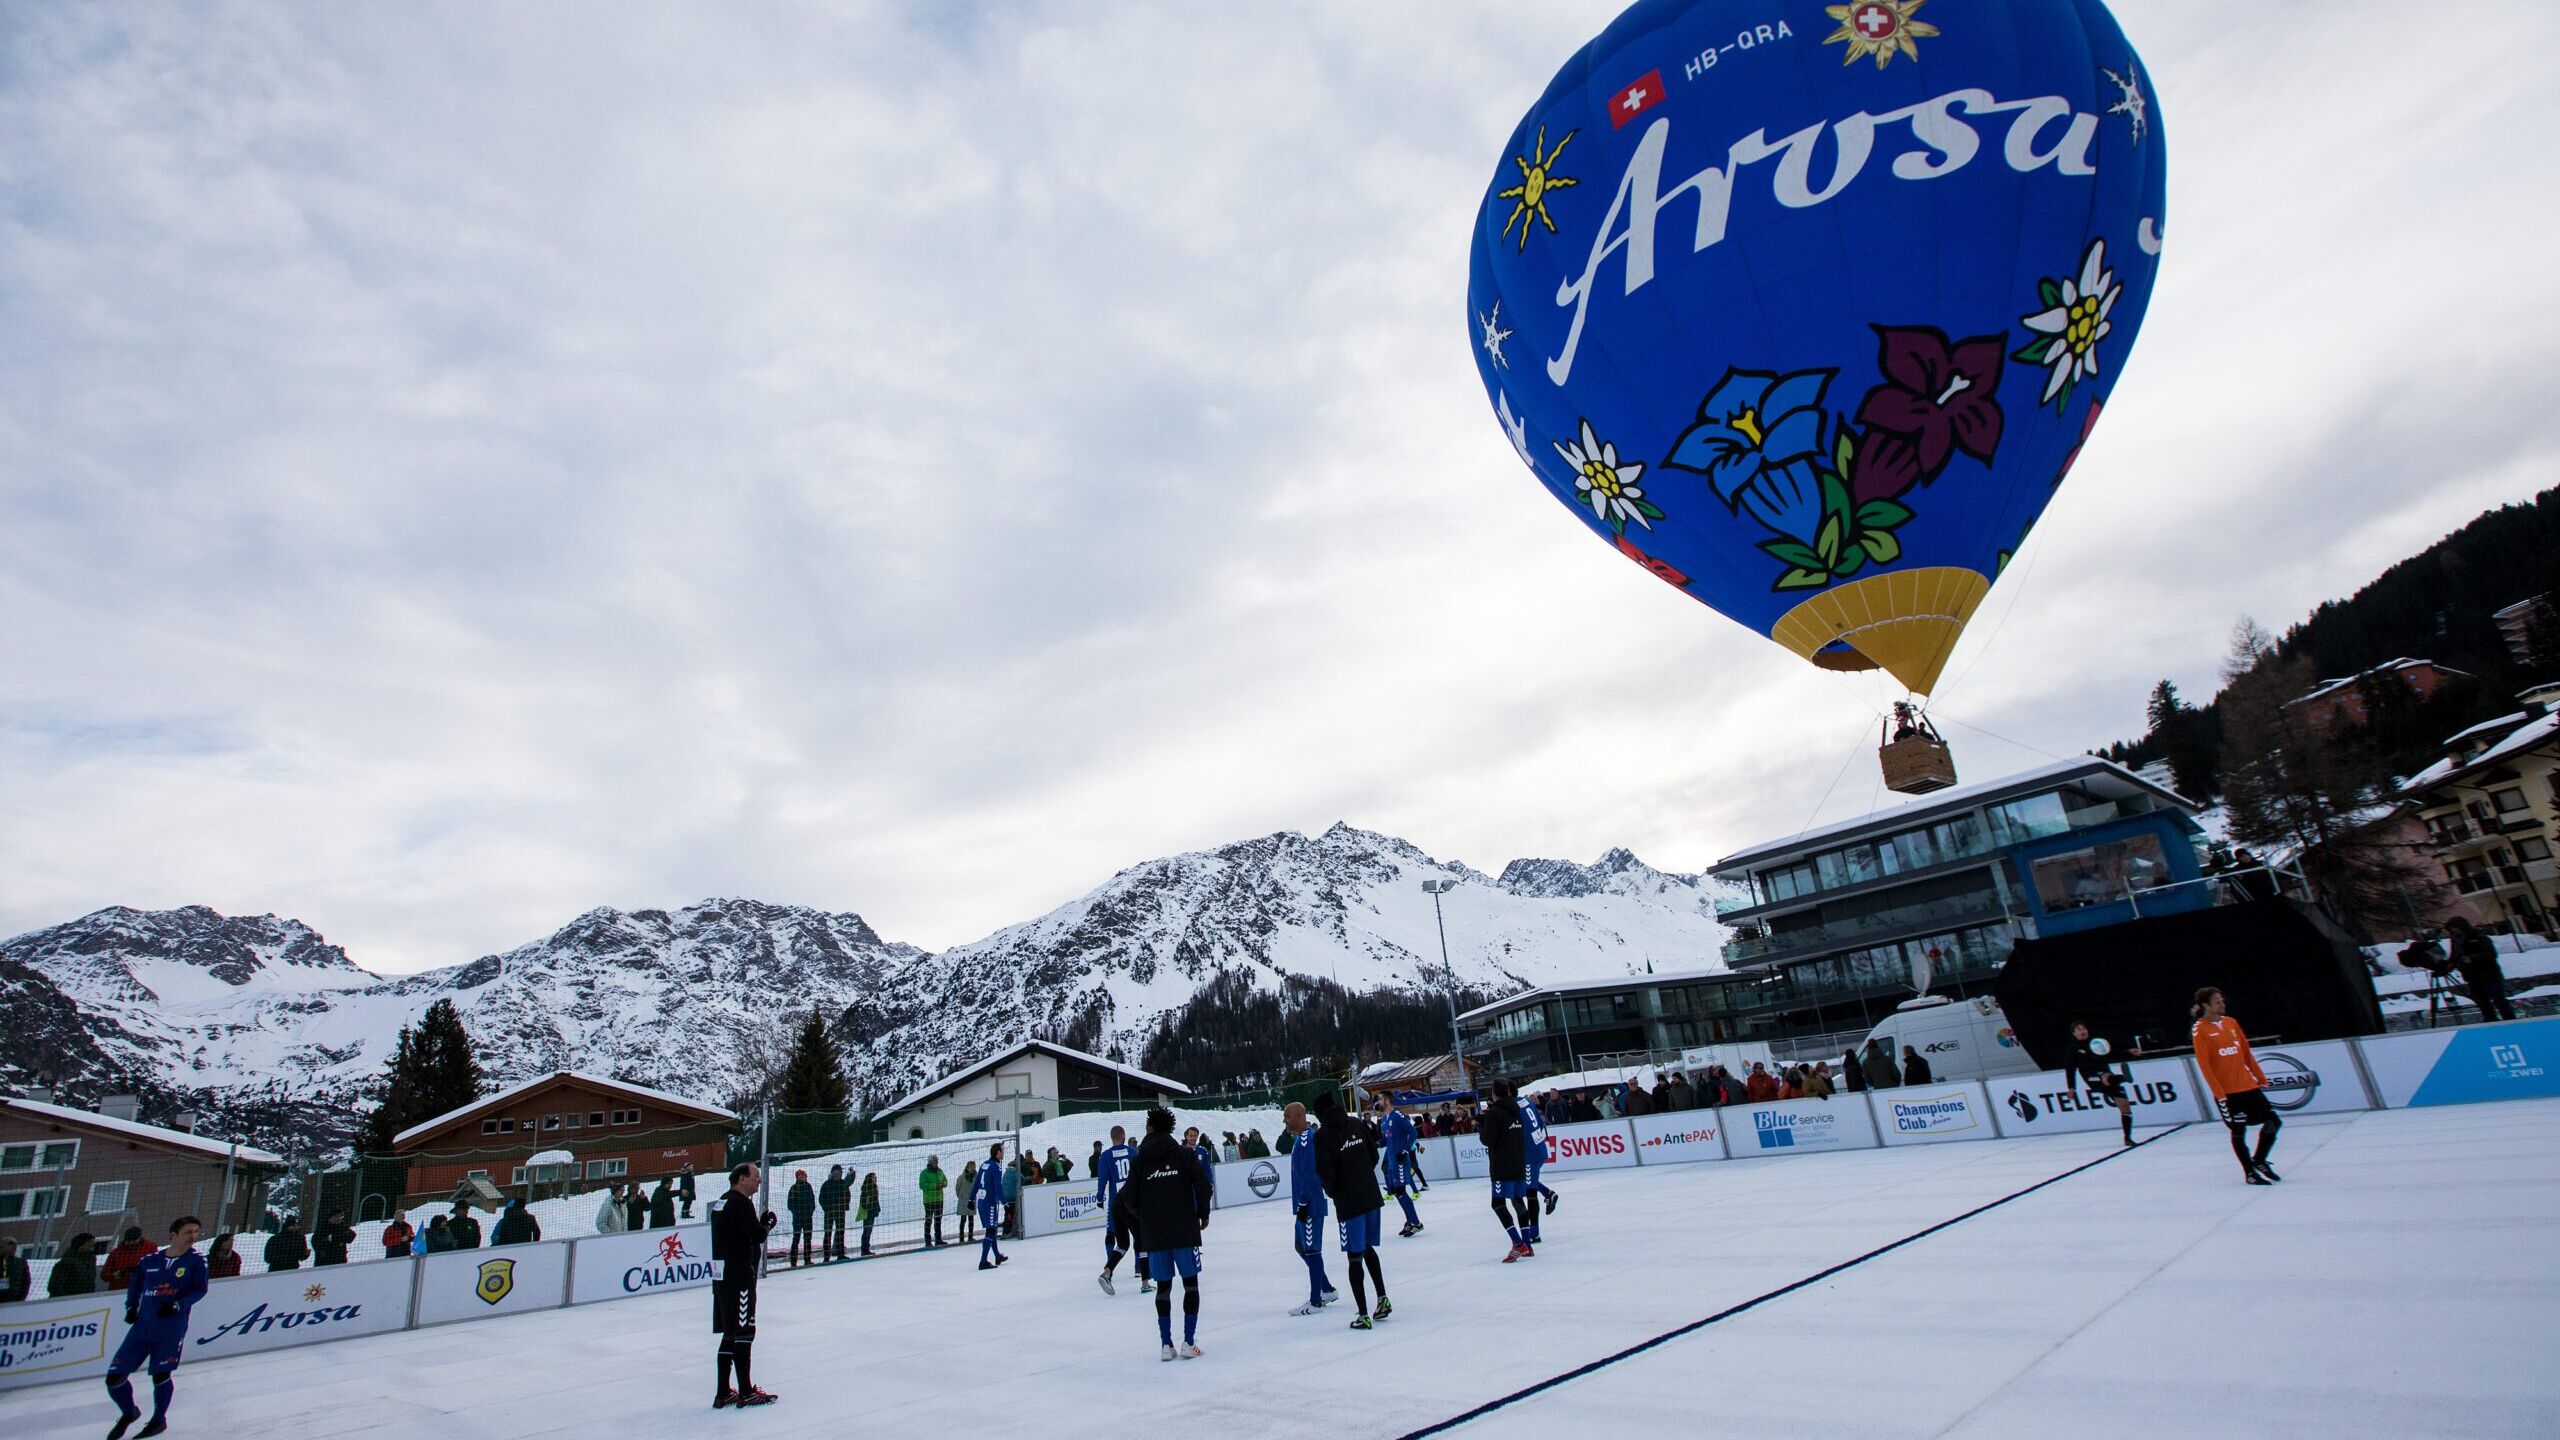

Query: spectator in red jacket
[
  {"left": 99, "top": 1226, "right": 158, "bottom": 1289},
  {"left": 206, "top": 1233, "right": 243, "bottom": 1278},
  {"left": 1744, "top": 1063, "right": 1779, "bottom": 1104},
  {"left": 382, "top": 1212, "right": 415, "bottom": 1258}
]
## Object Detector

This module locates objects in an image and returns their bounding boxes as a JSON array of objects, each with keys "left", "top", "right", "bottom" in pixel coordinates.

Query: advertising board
[
  {"left": 2357, "top": 1019, "right": 2560, "bottom": 1108},
  {"left": 1988, "top": 1057, "right": 2207, "bottom": 1137},
  {"left": 2248, "top": 1040, "right": 2374, "bottom": 1115},
  {"left": 1452, "top": 1119, "right": 1638, "bottom": 1177},
  {"left": 0, "top": 1296, "right": 123, "bottom": 1391},
  {"left": 179, "top": 1257, "right": 416, "bottom": 1364},
  {"left": 568, "top": 1224, "right": 716, "bottom": 1306},
  {"left": 1869, "top": 1082, "right": 1996, "bottom": 1146},
  {"left": 1626, "top": 1110, "right": 1728, "bottom": 1164},
  {"left": 416, "top": 1238, "right": 570, "bottom": 1326},
  {"left": 1214, "top": 1156, "right": 1288, "bottom": 1211},
  {"left": 1720, "top": 1096, "right": 1879, "bottom": 1156}
]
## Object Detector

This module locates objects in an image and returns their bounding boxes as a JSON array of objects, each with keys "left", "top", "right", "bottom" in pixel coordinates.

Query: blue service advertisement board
[
  {"left": 2358, "top": 1019, "right": 2560, "bottom": 1109},
  {"left": 1719, "top": 1096, "right": 1880, "bottom": 1156}
]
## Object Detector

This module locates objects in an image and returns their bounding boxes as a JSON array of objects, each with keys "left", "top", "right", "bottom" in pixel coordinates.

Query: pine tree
[
  {"left": 2145, "top": 678, "right": 2183, "bottom": 731},
  {"left": 355, "top": 998, "right": 484, "bottom": 1154},
  {"left": 774, "top": 1009, "right": 851, "bottom": 1114}
]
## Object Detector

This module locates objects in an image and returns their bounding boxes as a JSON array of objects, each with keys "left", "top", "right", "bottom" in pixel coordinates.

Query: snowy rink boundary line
[{"left": 1393, "top": 1124, "right": 2191, "bottom": 1440}]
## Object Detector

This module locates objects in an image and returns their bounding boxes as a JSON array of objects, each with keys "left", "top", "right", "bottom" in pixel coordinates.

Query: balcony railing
[{"left": 1721, "top": 891, "right": 2013, "bottom": 967}]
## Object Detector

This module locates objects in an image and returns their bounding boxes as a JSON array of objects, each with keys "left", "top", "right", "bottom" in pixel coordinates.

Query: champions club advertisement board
[
  {"left": 1452, "top": 1119, "right": 1639, "bottom": 1177},
  {"left": 1989, "top": 1057, "right": 2207, "bottom": 1137},
  {"left": 1627, "top": 1110, "right": 1728, "bottom": 1164},
  {"left": 416, "top": 1239, "right": 570, "bottom": 1326},
  {"left": 1870, "top": 1083, "right": 1996, "bottom": 1146},
  {"left": 0, "top": 1295, "right": 120, "bottom": 1391},
  {"left": 2358, "top": 1018, "right": 2560, "bottom": 1109},
  {"left": 1719, "top": 1096, "right": 1879, "bottom": 1156},
  {"left": 567, "top": 1224, "right": 715, "bottom": 1306}
]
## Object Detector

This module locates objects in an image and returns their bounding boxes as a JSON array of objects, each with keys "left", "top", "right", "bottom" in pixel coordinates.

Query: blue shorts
[
  {"left": 1491, "top": 1178, "right": 1529, "bottom": 1200},
  {"left": 1338, "top": 1210, "right": 1381, "bottom": 1253},
  {"left": 111, "top": 1326, "right": 183, "bottom": 1377},
  {"left": 977, "top": 1197, "right": 1003, "bottom": 1226},
  {"left": 1294, "top": 1211, "right": 1327, "bottom": 1255},
  {"left": 1382, "top": 1153, "right": 1413, "bottom": 1190},
  {"left": 1143, "top": 1247, "right": 1201, "bottom": 1281}
]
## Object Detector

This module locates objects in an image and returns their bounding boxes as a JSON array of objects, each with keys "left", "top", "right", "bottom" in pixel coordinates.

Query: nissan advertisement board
[
  {"left": 1990, "top": 1057, "right": 2208, "bottom": 1137},
  {"left": 2248, "top": 1040, "right": 2375, "bottom": 1115},
  {"left": 1452, "top": 1119, "right": 1639, "bottom": 1177},
  {"left": 1869, "top": 1083, "right": 1995, "bottom": 1147}
]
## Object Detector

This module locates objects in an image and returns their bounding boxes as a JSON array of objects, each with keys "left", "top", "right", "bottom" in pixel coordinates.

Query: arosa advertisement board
[
  {"left": 569, "top": 1224, "right": 716, "bottom": 1306},
  {"left": 182, "top": 1258, "right": 415, "bottom": 1366},
  {"left": 1452, "top": 1119, "right": 1638, "bottom": 1177},
  {"left": 417, "top": 1239, "right": 570, "bottom": 1326},
  {"left": 1721, "top": 1097, "right": 1879, "bottom": 1156},
  {"left": 1990, "top": 1057, "right": 2207, "bottom": 1137},
  {"left": 1627, "top": 1110, "right": 1727, "bottom": 1164},
  {"left": 1870, "top": 1083, "right": 1996, "bottom": 1147},
  {"left": 2359, "top": 1019, "right": 2560, "bottom": 1109}
]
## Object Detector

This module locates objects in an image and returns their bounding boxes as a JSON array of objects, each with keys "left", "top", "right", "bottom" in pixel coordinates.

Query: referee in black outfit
[{"left": 711, "top": 1162, "right": 780, "bottom": 1408}]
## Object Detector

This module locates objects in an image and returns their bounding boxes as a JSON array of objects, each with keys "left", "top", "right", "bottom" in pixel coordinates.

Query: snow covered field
[{"left": 11, "top": 1100, "right": 2554, "bottom": 1438}]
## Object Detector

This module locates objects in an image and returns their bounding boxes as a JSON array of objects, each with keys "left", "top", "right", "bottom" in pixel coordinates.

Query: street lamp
[{"left": 1420, "top": 880, "right": 1469, "bottom": 1087}]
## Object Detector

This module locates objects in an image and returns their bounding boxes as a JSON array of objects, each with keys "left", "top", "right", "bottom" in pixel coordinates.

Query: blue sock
[
  {"left": 1505, "top": 1225, "right": 1520, "bottom": 1243},
  {"left": 1157, "top": 1308, "right": 1173, "bottom": 1345},
  {"left": 106, "top": 1374, "right": 137, "bottom": 1419},
  {"left": 152, "top": 1377, "right": 173, "bottom": 1422},
  {"left": 1302, "top": 1252, "right": 1326, "bottom": 1304},
  {"left": 1398, "top": 1193, "right": 1420, "bottom": 1226},
  {"left": 981, "top": 1231, "right": 996, "bottom": 1262},
  {"left": 1184, "top": 1306, "right": 1198, "bottom": 1345}
]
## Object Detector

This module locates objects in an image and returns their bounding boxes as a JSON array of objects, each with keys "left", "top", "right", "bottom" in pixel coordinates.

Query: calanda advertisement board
[{"left": 568, "top": 1224, "right": 716, "bottom": 1306}]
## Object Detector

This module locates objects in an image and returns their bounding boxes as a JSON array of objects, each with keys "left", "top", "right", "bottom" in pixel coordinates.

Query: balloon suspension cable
[
  {"left": 1929, "top": 709, "right": 2067, "bottom": 763},
  {"left": 1931, "top": 498, "right": 2052, "bottom": 711},
  {"left": 1800, "top": 710, "right": 1883, "bottom": 839}
]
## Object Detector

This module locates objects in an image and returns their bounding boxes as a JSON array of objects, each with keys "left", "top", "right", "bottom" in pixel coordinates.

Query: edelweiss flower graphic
[
  {"left": 2014, "top": 238, "right": 2120, "bottom": 409},
  {"left": 1553, "top": 419, "right": 1659, "bottom": 533},
  {"left": 1824, "top": 0, "right": 1937, "bottom": 69}
]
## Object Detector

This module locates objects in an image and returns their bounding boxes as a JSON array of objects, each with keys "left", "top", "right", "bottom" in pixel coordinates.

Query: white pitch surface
[{"left": 12, "top": 1102, "right": 2554, "bottom": 1439}]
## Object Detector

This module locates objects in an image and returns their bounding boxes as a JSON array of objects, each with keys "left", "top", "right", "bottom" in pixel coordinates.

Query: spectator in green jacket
[
  {"left": 1001, "top": 1157, "right": 1022, "bottom": 1238},
  {"left": 919, "top": 1157, "right": 948, "bottom": 1247},
  {"left": 818, "top": 1165, "right": 852, "bottom": 1262},
  {"left": 857, "top": 1172, "right": 880, "bottom": 1257},
  {"left": 47, "top": 1233, "right": 100, "bottom": 1296}
]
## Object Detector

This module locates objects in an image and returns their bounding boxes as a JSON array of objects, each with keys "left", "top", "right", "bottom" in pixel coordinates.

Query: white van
[{"left": 1857, "top": 996, "right": 2036, "bottom": 1084}]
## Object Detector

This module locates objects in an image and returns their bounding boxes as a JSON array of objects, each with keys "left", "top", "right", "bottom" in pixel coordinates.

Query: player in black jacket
[
  {"left": 710, "top": 1163, "right": 780, "bottom": 1408},
  {"left": 2068, "top": 1021, "right": 2137, "bottom": 1147},
  {"left": 1479, "top": 1080, "right": 1537, "bottom": 1261},
  {"left": 1309, "top": 1089, "right": 1393, "bottom": 1330},
  {"left": 1112, "top": 1106, "right": 1212, "bottom": 1360}
]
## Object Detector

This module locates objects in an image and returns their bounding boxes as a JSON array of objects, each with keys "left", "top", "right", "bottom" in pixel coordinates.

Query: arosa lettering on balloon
[
  {"left": 197, "top": 1302, "right": 363, "bottom": 1346},
  {"left": 1548, "top": 92, "right": 2098, "bottom": 385}
]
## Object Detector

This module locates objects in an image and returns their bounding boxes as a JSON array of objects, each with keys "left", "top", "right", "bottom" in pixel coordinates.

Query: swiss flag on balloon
[{"left": 1609, "top": 70, "right": 1666, "bottom": 129}]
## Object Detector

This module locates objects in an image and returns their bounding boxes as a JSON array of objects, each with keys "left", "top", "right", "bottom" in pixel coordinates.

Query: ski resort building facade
[
  {"left": 2399, "top": 695, "right": 2560, "bottom": 939},
  {"left": 387, "top": 1072, "right": 736, "bottom": 1210},
  {"left": 874, "top": 1041, "right": 1189, "bottom": 1140},
  {"left": 0, "top": 1093, "right": 285, "bottom": 1256}
]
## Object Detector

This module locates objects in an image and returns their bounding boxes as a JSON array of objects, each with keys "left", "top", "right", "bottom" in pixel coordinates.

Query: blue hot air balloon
[{"left": 1469, "top": 0, "right": 2165, "bottom": 698}]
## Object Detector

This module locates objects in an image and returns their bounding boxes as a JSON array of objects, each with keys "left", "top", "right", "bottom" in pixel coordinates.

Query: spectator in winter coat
[
  {"left": 313, "top": 1214, "right": 356, "bottom": 1265},
  {"left": 447, "top": 1204, "right": 481, "bottom": 1249},
  {"left": 1185, "top": 1127, "right": 1219, "bottom": 1210},
  {"left": 2445, "top": 916, "right": 2518, "bottom": 1022},
  {"left": 1089, "top": 1141, "right": 1105, "bottom": 1178},
  {"left": 819, "top": 1165, "right": 852, "bottom": 1262},
  {"left": 1805, "top": 1063, "right": 1836, "bottom": 1099},
  {"left": 263, "top": 1222, "right": 309, "bottom": 1271},
  {"left": 1045, "top": 1148, "right": 1071, "bottom": 1182},
  {"left": 650, "top": 1178, "right": 678, "bottom": 1229},
  {"left": 48, "top": 1234, "right": 100, "bottom": 1296},
  {"left": 1779, "top": 1070, "right": 1803, "bottom": 1101},
  {"left": 596, "top": 1183, "right": 628, "bottom": 1235},
  {"left": 1902, "top": 1047, "right": 1934, "bottom": 1086},
  {"left": 955, "top": 1162, "right": 979, "bottom": 1245},
  {"left": 1595, "top": 1088, "right": 1619, "bottom": 1119},
  {"left": 1665, "top": 1075, "right": 1697, "bottom": 1112},
  {"left": 101, "top": 1227, "right": 158, "bottom": 1288},
  {"left": 206, "top": 1233, "right": 243, "bottom": 1278},
  {"left": 679, "top": 1163, "right": 699, "bottom": 1220},
  {"left": 491, "top": 1199, "right": 539, "bottom": 1246},
  {"left": 1744, "top": 1064, "right": 1779, "bottom": 1103},
  {"left": 920, "top": 1158, "right": 949, "bottom": 1247},
  {"left": 858, "top": 1172, "right": 880, "bottom": 1256},
  {"left": 1222, "top": 1133, "right": 1241, "bottom": 1163},
  {"left": 1651, "top": 1079, "right": 1673, "bottom": 1113},
  {"left": 1842, "top": 1050, "right": 1866, "bottom": 1092},
  {"left": 624, "top": 1182, "right": 649, "bottom": 1233},
  {"left": 1623, "top": 1084, "right": 1652, "bottom": 1117},
  {"left": 381, "top": 1213, "right": 415, "bottom": 1259},
  {"left": 1862, "top": 1041, "right": 1900, "bottom": 1091},
  {"left": 785, "top": 1172, "right": 816, "bottom": 1267},
  {"left": 0, "top": 1235, "right": 29, "bottom": 1302},
  {"left": 1001, "top": 1157, "right": 1022, "bottom": 1238},
  {"left": 422, "top": 1216, "right": 454, "bottom": 1254}
]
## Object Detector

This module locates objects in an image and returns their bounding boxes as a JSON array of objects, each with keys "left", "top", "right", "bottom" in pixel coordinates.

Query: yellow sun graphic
[
  {"left": 1824, "top": 0, "right": 1939, "bottom": 69},
  {"left": 1496, "top": 125, "right": 1579, "bottom": 251}
]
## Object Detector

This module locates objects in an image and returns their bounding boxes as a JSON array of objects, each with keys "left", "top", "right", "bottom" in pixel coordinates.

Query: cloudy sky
[{"left": 4, "top": 2, "right": 2552, "bottom": 973}]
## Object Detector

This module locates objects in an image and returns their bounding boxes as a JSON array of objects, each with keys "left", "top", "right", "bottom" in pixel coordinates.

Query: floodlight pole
[{"left": 1421, "top": 881, "right": 1468, "bottom": 1089}]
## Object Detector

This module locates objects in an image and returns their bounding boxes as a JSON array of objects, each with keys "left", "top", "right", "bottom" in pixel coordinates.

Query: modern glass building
[{"left": 1457, "top": 758, "right": 2207, "bottom": 1077}]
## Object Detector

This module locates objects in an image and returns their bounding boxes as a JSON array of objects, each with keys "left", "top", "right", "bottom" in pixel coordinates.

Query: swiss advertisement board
[
  {"left": 179, "top": 1258, "right": 416, "bottom": 1365},
  {"left": 0, "top": 1296, "right": 123, "bottom": 1391},
  {"left": 1627, "top": 1110, "right": 1728, "bottom": 1164},
  {"left": 1720, "top": 1096, "right": 1880, "bottom": 1156},
  {"left": 1988, "top": 1057, "right": 2207, "bottom": 1137},
  {"left": 1870, "top": 1082, "right": 1996, "bottom": 1147},
  {"left": 568, "top": 1224, "right": 716, "bottom": 1306},
  {"left": 2248, "top": 1040, "right": 2375, "bottom": 1115},
  {"left": 1452, "top": 1119, "right": 1639, "bottom": 1177},
  {"left": 416, "top": 1239, "right": 570, "bottom": 1326},
  {"left": 2358, "top": 1019, "right": 2560, "bottom": 1108}
]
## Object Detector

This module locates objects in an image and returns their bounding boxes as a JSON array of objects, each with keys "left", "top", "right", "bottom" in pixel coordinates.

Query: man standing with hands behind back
[{"left": 710, "top": 1163, "right": 780, "bottom": 1409}]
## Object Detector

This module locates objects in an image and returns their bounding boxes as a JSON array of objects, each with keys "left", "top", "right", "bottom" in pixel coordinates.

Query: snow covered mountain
[{"left": 1, "top": 827, "right": 1727, "bottom": 1155}]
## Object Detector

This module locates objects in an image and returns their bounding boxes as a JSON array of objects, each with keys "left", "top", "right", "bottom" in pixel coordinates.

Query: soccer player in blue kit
[
  {"left": 1095, "top": 1124, "right": 1137, "bottom": 1294},
  {"left": 1375, "top": 1095, "right": 1425, "bottom": 1237},
  {"left": 974, "top": 1140, "right": 1010, "bottom": 1270},
  {"left": 1517, "top": 1086, "right": 1556, "bottom": 1243},
  {"left": 1280, "top": 1101, "right": 1337, "bottom": 1316},
  {"left": 104, "top": 1215, "right": 208, "bottom": 1438}
]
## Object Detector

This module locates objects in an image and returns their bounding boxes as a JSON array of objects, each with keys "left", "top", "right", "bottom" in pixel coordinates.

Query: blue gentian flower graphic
[{"left": 1664, "top": 368, "right": 1837, "bottom": 544}]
